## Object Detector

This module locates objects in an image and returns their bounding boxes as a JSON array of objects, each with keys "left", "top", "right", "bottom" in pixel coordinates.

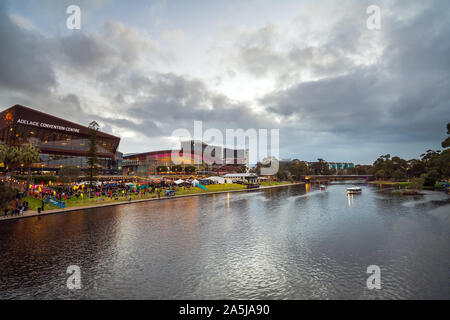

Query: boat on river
[{"left": 347, "top": 187, "right": 362, "bottom": 194}]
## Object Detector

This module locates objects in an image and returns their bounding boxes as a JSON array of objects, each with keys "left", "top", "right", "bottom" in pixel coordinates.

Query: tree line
[{"left": 254, "top": 123, "right": 450, "bottom": 187}]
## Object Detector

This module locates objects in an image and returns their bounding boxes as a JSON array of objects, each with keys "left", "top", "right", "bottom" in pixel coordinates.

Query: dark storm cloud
[
  {"left": 0, "top": 0, "right": 268, "bottom": 140},
  {"left": 256, "top": 0, "right": 450, "bottom": 161},
  {"left": 59, "top": 32, "right": 115, "bottom": 71},
  {"left": 121, "top": 73, "right": 276, "bottom": 138},
  {"left": 229, "top": 4, "right": 367, "bottom": 84},
  {"left": 0, "top": 0, "right": 449, "bottom": 162},
  {"left": 0, "top": 4, "right": 56, "bottom": 93}
]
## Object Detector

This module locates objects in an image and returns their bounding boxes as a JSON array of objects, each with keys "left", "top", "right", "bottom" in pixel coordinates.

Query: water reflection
[
  {"left": 347, "top": 194, "right": 354, "bottom": 207},
  {"left": 0, "top": 183, "right": 449, "bottom": 299},
  {"left": 305, "top": 183, "right": 311, "bottom": 193}
]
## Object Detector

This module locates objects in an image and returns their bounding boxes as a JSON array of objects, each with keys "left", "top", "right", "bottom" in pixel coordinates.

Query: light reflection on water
[{"left": 0, "top": 183, "right": 449, "bottom": 299}]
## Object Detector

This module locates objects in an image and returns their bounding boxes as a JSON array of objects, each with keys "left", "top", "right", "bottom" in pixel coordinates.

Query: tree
[
  {"left": 310, "top": 158, "right": 330, "bottom": 175},
  {"left": 20, "top": 143, "right": 40, "bottom": 191},
  {"left": 392, "top": 169, "right": 406, "bottom": 181},
  {"left": 59, "top": 165, "right": 82, "bottom": 184},
  {"left": 184, "top": 166, "right": 196, "bottom": 174},
  {"left": 441, "top": 123, "right": 450, "bottom": 149},
  {"left": 0, "top": 184, "right": 16, "bottom": 211},
  {"left": 375, "top": 169, "right": 386, "bottom": 180},
  {"left": 410, "top": 177, "right": 424, "bottom": 190},
  {"left": 355, "top": 164, "right": 371, "bottom": 175},
  {"left": 0, "top": 143, "right": 7, "bottom": 165},
  {"left": 87, "top": 121, "right": 99, "bottom": 188},
  {"left": 172, "top": 165, "right": 183, "bottom": 173},
  {"left": 407, "top": 159, "right": 425, "bottom": 178},
  {"left": 439, "top": 123, "right": 450, "bottom": 179},
  {"left": 157, "top": 166, "right": 169, "bottom": 173},
  {"left": 0, "top": 143, "right": 39, "bottom": 189},
  {"left": 0, "top": 144, "right": 21, "bottom": 175},
  {"left": 424, "top": 169, "right": 440, "bottom": 186},
  {"left": 276, "top": 160, "right": 290, "bottom": 180},
  {"left": 438, "top": 149, "right": 450, "bottom": 179},
  {"left": 289, "top": 159, "right": 309, "bottom": 180}
]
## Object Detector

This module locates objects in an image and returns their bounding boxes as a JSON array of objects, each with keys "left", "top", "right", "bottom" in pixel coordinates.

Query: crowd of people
[
  {"left": 1, "top": 177, "right": 214, "bottom": 216},
  {"left": 3, "top": 191, "right": 29, "bottom": 217},
  {"left": 27, "top": 180, "right": 196, "bottom": 207}
]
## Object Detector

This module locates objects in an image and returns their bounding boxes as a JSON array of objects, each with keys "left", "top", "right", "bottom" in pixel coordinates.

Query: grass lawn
[
  {"left": 176, "top": 184, "right": 246, "bottom": 195},
  {"left": 22, "top": 184, "right": 248, "bottom": 211},
  {"left": 369, "top": 181, "right": 412, "bottom": 188},
  {"left": 259, "top": 181, "right": 292, "bottom": 187}
]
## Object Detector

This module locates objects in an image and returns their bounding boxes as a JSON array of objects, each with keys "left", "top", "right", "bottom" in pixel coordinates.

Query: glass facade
[
  {"left": 122, "top": 141, "right": 249, "bottom": 177},
  {"left": 0, "top": 105, "right": 121, "bottom": 173},
  {"left": 123, "top": 150, "right": 198, "bottom": 176}
]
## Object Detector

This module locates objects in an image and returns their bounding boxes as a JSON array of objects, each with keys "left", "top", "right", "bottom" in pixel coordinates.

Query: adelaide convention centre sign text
[{"left": 16, "top": 119, "right": 81, "bottom": 133}]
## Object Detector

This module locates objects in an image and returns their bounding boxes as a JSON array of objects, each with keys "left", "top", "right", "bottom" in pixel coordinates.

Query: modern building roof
[
  {"left": 0, "top": 104, "right": 120, "bottom": 141},
  {"left": 123, "top": 150, "right": 176, "bottom": 158},
  {"left": 223, "top": 173, "right": 257, "bottom": 178}
]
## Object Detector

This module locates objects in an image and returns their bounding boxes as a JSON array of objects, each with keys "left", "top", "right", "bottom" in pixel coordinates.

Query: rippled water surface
[{"left": 0, "top": 183, "right": 449, "bottom": 299}]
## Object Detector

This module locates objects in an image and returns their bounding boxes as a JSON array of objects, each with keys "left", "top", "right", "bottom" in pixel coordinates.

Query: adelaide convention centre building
[
  {"left": 1, "top": 105, "right": 248, "bottom": 177},
  {"left": 0, "top": 104, "right": 121, "bottom": 174}
]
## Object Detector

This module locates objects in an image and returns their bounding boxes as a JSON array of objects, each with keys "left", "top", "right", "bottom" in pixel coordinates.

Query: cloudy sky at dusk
[{"left": 1, "top": 0, "right": 449, "bottom": 164}]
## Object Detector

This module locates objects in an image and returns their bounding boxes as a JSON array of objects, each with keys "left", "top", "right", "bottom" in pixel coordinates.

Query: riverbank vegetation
[
  {"left": 368, "top": 123, "right": 449, "bottom": 188},
  {"left": 254, "top": 123, "right": 449, "bottom": 190}
]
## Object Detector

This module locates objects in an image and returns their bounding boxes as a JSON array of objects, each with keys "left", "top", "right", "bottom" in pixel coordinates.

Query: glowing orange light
[{"left": 4, "top": 112, "right": 13, "bottom": 121}]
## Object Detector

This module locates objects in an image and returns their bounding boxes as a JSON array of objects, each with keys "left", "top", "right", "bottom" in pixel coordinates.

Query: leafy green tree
[
  {"left": 410, "top": 177, "right": 424, "bottom": 189},
  {"left": 289, "top": 159, "right": 309, "bottom": 180},
  {"left": 441, "top": 123, "right": 450, "bottom": 148},
  {"left": 184, "top": 166, "right": 196, "bottom": 174},
  {"left": 59, "top": 165, "right": 82, "bottom": 184},
  {"left": 310, "top": 158, "right": 330, "bottom": 175},
  {"left": 1, "top": 143, "right": 39, "bottom": 190},
  {"left": 407, "top": 159, "right": 426, "bottom": 178},
  {"left": 375, "top": 169, "right": 386, "bottom": 180},
  {"left": 276, "top": 160, "right": 290, "bottom": 180},
  {"left": 0, "top": 184, "right": 16, "bottom": 211},
  {"left": 157, "top": 166, "right": 169, "bottom": 173},
  {"left": 423, "top": 169, "right": 440, "bottom": 186},
  {"left": 172, "top": 165, "right": 183, "bottom": 173},
  {"left": 20, "top": 143, "right": 40, "bottom": 191},
  {"left": 439, "top": 123, "right": 450, "bottom": 179},
  {"left": 87, "top": 121, "right": 99, "bottom": 188},
  {"left": 0, "top": 143, "right": 7, "bottom": 165},
  {"left": 355, "top": 165, "right": 371, "bottom": 175},
  {"left": 392, "top": 169, "right": 406, "bottom": 181},
  {"left": 0, "top": 144, "right": 21, "bottom": 175},
  {"left": 438, "top": 149, "right": 450, "bottom": 178}
]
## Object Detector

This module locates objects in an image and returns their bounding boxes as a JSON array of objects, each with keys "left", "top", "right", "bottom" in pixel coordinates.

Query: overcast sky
[{"left": 1, "top": 0, "right": 449, "bottom": 164}]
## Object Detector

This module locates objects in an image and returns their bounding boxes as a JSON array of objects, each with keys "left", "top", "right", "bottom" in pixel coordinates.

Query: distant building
[
  {"left": 224, "top": 173, "right": 258, "bottom": 183},
  {"left": 327, "top": 162, "right": 355, "bottom": 170},
  {"left": 306, "top": 161, "right": 355, "bottom": 170},
  {"left": 122, "top": 140, "right": 249, "bottom": 177},
  {"left": 0, "top": 104, "right": 121, "bottom": 173}
]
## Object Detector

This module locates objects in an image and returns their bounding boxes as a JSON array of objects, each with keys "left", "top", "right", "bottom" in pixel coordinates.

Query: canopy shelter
[
  {"left": 207, "top": 176, "right": 225, "bottom": 184},
  {"left": 125, "top": 182, "right": 137, "bottom": 189},
  {"left": 174, "top": 179, "right": 184, "bottom": 185}
]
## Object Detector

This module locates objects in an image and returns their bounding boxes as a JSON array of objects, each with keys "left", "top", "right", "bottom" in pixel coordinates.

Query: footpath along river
[{"left": 0, "top": 182, "right": 449, "bottom": 299}]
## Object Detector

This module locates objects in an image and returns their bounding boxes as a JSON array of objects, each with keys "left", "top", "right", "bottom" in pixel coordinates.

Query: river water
[{"left": 0, "top": 183, "right": 449, "bottom": 299}]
